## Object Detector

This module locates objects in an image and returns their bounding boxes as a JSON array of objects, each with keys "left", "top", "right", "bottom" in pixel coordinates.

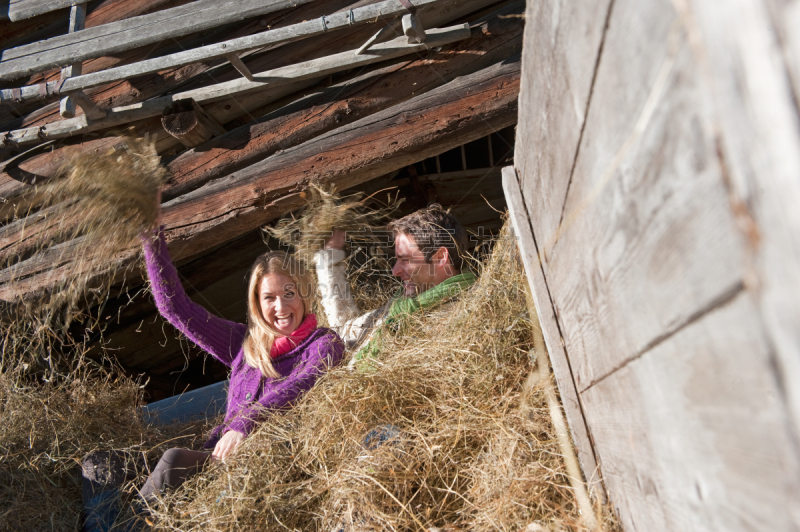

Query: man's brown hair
[{"left": 388, "top": 203, "right": 469, "bottom": 271}]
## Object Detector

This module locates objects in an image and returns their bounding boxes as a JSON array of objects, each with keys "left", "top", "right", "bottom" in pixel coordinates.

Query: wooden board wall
[{"left": 509, "top": 0, "right": 800, "bottom": 530}]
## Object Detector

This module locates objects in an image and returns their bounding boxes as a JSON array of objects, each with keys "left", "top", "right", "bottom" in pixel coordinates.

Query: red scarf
[{"left": 269, "top": 313, "right": 318, "bottom": 358}]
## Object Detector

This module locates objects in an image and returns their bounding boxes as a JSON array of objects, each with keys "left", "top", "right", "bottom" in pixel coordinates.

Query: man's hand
[
  {"left": 325, "top": 227, "right": 346, "bottom": 250},
  {"left": 211, "top": 430, "right": 245, "bottom": 462}
]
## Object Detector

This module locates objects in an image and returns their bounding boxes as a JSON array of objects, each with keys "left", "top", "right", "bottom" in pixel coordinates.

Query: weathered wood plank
[
  {"left": 502, "top": 166, "right": 603, "bottom": 500},
  {"left": 688, "top": 0, "right": 800, "bottom": 446},
  {"left": 581, "top": 291, "right": 800, "bottom": 531},
  {"left": 0, "top": 0, "right": 314, "bottom": 80},
  {"left": 0, "top": 56, "right": 520, "bottom": 301},
  {"left": 0, "top": 5, "right": 522, "bottom": 268},
  {"left": 58, "top": 2, "right": 86, "bottom": 80},
  {"left": 0, "top": 0, "right": 461, "bottom": 102},
  {"left": 543, "top": 0, "right": 747, "bottom": 390},
  {"left": 0, "top": 0, "right": 504, "bottom": 221},
  {"left": 767, "top": 0, "right": 800, "bottom": 103},
  {"left": 0, "top": 0, "right": 200, "bottom": 129},
  {"left": 0, "top": 25, "right": 471, "bottom": 147},
  {"left": 513, "top": 0, "right": 612, "bottom": 270},
  {"left": 163, "top": 3, "right": 522, "bottom": 197},
  {"left": 9, "top": 0, "right": 82, "bottom": 21},
  {"left": 161, "top": 57, "right": 518, "bottom": 256}
]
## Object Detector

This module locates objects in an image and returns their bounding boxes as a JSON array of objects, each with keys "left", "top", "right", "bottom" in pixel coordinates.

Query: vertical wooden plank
[
  {"left": 544, "top": 0, "right": 747, "bottom": 390},
  {"left": 60, "top": 3, "right": 86, "bottom": 79},
  {"left": 688, "top": 0, "right": 800, "bottom": 445},
  {"left": 513, "top": 0, "right": 612, "bottom": 268},
  {"left": 502, "top": 166, "right": 603, "bottom": 499},
  {"left": 582, "top": 293, "right": 800, "bottom": 531},
  {"left": 766, "top": 0, "right": 800, "bottom": 102}
]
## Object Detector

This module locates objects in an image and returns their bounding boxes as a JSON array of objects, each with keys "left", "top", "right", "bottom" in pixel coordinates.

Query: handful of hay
[
  {"left": 146, "top": 221, "right": 617, "bottom": 531},
  {"left": 42, "top": 137, "right": 165, "bottom": 243},
  {"left": 265, "top": 184, "right": 401, "bottom": 264},
  {"left": 266, "top": 184, "right": 403, "bottom": 313},
  {"left": 7, "top": 136, "right": 165, "bottom": 313}
]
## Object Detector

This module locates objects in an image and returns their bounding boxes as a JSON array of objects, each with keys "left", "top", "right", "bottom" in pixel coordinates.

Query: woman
[{"left": 81, "top": 223, "right": 344, "bottom": 530}]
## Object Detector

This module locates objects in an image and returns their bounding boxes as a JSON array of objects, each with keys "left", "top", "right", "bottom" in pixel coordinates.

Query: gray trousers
[{"left": 81, "top": 448, "right": 210, "bottom": 531}]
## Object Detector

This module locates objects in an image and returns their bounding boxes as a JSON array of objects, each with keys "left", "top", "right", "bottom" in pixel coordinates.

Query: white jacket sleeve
[
  {"left": 314, "top": 249, "right": 390, "bottom": 352},
  {"left": 314, "top": 249, "right": 360, "bottom": 327}
]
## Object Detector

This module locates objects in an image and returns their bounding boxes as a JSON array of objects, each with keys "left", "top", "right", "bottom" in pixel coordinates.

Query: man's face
[{"left": 391, "top": 233, "right": 438, "bottom": 296}]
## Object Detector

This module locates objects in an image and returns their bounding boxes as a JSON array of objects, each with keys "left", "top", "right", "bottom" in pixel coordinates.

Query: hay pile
[
  {"left": 148, "top": 222, "right": 614, "bottom": 531},
  {"left": 0, "top": 307, "right": 213, "bottom": 531},
  {"left": 0, "top": 153, "right": 618, "bottom": 530}
]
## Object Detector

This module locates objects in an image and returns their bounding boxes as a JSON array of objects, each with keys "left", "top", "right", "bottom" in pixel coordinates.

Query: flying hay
[
  {"left": 266, "top": 183, "right": 404, "bottom": 312},
  {"left": 4, "top": 136, "right": 165, "bottom": 314}
]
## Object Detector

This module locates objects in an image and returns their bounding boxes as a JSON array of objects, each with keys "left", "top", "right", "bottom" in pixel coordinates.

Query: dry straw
[
  {"left": 1, "top": 161, "right": 619, "bottom": 530},
  {"left": 265, "top": 184, "right": 403, "bottom": 312},
  {"left": 4, "top": 136, "right": 165, "bottom": 315},
  {"left": 0, "top": 135, "right": 182, "bottom": 531},
  {"left": 147, "top": 221, "right": 619, "bottom": 531}
]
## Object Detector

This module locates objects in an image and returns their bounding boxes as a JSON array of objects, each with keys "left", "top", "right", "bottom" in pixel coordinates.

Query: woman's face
[{"left": 259, "top": 273, "right": 305, "bottom": 336}]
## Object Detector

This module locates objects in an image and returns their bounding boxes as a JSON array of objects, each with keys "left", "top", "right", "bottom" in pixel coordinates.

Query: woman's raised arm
[{"left": 142, "top": 207, "right": 247, "bottom": 366}]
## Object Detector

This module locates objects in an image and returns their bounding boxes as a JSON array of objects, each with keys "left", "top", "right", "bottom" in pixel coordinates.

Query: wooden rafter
[
  {"left": 0, "top": 0, "right": 454, "bottom": 100},
  {"left": 0, "top": 25, "right": 471, "bottom": 148},
  {"left": 0, "top": 2, "right": 525, "bottom": 266},
  {"left": 9, "top": 0, "right": 86, "bottom": 22},
  {"left": 0, "top": 0, "right": 315, "bottom": 80},
  {"left": 0, "top": 56, "right": 520, "bottom": 303}
]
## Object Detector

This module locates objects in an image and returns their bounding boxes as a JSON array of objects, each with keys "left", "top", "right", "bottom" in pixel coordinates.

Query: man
[{"left": 314, "top": 204, "right": 477, "bottom": 366}]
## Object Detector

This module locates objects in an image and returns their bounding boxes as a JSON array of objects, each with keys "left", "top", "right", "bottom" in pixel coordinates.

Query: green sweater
[{"left": 353, "top": 271, "right": 477, "bottom": 364}]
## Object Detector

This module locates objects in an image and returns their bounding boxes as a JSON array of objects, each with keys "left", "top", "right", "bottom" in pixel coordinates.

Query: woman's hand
[
  {"left": 325, "top": 227, "right": 346, "bottom": 250},
  {"left": 211, "top": 430, "right": 245, "bottom": 462}
]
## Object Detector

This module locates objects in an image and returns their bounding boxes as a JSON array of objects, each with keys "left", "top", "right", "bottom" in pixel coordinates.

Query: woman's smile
[{"left": 260, "top": 273, "right": 305, "bottom": 335}]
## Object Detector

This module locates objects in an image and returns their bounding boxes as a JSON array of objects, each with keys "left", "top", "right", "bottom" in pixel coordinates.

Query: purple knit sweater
[{"left": 143, "top": 230, "right": 344, "bottom": 449}]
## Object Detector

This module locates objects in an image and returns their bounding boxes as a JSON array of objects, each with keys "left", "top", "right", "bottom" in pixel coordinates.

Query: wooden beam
[
  {"left": 0, "top": 0, "right": 316, "bottom": 80},
  {"left": 502, "top": 165, "right": 604, "bottom": 501},
  {"left": 58, "top": 90, "right": 105, "bottom": 120},
  {"left": 0, "top": 0, "right": 512, "bottom": 219},
  {"left": 59, "top": 3, "right": 86, "bottom": 79},
  {"left": 0, "top": 25, "right": 472, "bottom": 148},
  {"left": 9, "top": 0, "right": 84, "bottom": 21},
  {"left": 161, "top": 98, "right": 225, "bottom": 148},
  {"left": 0, "top": 0, "right": 457, "bottom": 88},
  {"left": 161, "top": 2, "right": 522, "bottom": 198},
  {"left": 402, "top": 13, "right": 426, "bottom": 44},
  {"left": 0, "top": 56, "right": 520, "bottom": 303},
  {"left": 225, "top": 53, "right": 254, "bottom": 82}
]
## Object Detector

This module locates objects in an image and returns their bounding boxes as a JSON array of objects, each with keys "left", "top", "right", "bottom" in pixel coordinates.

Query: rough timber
[{"left": 510, "top": 0, "right": 800, "bottom": 529}]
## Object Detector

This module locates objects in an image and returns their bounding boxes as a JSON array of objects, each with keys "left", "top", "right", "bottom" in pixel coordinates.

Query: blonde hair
[{"left": 243, "top": 251, "right": 316, "bottom": 378}]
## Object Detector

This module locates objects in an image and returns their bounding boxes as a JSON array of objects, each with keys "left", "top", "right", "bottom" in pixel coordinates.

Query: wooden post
[
  {"left": 402, "top": 13, "right": 426, "bottom": 43},
  {"left": 161, "top": 99, "right": 226, "bottom": 148},
  {"left": 59, "top": 91, "right": 106, "bottom": 120},
  {"left": 61, "top": 3, "right": 86, "bottom": 79},
  {"left": 59, "top": 3, "right": 87, "bottom": 120},
  {"left": 225, "top": 53, "right": 255, "bottom": 81}
]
